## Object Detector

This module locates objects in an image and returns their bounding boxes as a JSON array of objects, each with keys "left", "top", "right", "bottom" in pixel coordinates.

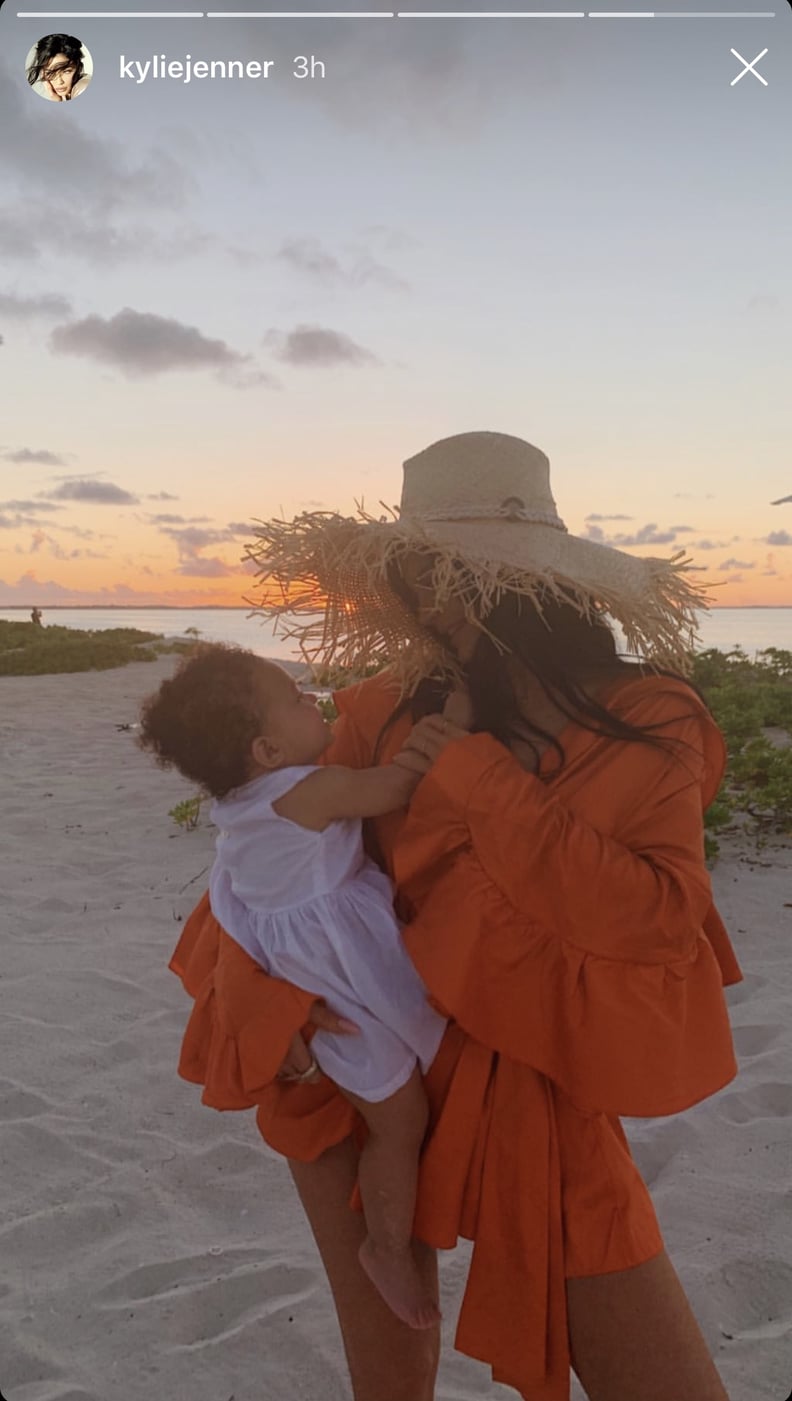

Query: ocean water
[{"left": 2, "top": 606, "right": 791, "bottom": 662}]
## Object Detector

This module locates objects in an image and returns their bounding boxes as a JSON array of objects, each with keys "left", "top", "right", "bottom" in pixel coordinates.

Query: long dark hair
[
  {"left": 373, "top": 554, "right": 707, "bottom": 777},
  {"left": 27, "top": 34, "right": 84, "bottom": 89}
]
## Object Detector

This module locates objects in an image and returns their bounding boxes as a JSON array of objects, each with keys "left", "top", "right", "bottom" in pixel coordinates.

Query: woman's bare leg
[
  {"left": 566, "top": 1249, "right": 730, "bottom": 1401},
  {"left": 344, "top": 1067, "right": 441, "bottom": 1329},
  {"left": 288, "top": 1135, "right": 440, "bottom": 1401}
]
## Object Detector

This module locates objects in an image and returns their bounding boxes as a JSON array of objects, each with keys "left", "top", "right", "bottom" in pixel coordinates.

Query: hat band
[{"left": 406, "top": 501, "right": 568, "bottom": 530}]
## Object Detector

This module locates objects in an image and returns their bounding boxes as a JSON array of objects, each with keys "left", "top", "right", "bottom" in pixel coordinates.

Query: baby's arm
[{"left": 272, "top": 759, "right": 428, "bottom": 832}]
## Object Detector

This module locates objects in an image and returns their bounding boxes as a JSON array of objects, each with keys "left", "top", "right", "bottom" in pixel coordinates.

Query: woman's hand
[
  {"left": 393, "top": 714, "right": 470, "bottom": 771},
  {"left": 276, "top": 1001, "right": 360, "bottom": 1084}
]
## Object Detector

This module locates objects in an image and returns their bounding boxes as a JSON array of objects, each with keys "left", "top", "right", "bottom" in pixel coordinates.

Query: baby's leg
[{"left": 342, "top": 1064, "right": 441, "bottom": 1331}]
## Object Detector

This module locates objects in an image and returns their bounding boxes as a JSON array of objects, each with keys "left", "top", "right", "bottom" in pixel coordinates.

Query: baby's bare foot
[{"left": 358, "top": 1237, "right": 442, "bottom": 1330}]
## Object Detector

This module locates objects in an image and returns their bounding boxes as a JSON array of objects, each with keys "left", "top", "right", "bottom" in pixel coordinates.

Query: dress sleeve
[{"left": 396, "top": 686, "right": 741, "bottom": 1116}]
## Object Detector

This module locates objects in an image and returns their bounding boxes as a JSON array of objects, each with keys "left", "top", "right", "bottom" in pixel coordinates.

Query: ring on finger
[{"left": 279, "top": 1054, "right": 320, "bottom": 1084}]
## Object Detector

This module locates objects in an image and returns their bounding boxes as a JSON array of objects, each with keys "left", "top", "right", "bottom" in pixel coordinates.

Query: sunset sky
[{"left": 1, "top": 1, "right": 790, "bottom": 609}]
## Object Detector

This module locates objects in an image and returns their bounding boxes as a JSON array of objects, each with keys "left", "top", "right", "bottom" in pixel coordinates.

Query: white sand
[{"left": 1, "top": 655, "right": 790, "bottom": 1401}]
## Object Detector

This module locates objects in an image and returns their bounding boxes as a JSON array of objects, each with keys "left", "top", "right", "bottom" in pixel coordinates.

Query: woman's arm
[
  {"left": 394, "top": 700, "right": 739, "bottom": 1116},
  {"left": 403, "top": 724, "right": 713, "bottom": 963}
]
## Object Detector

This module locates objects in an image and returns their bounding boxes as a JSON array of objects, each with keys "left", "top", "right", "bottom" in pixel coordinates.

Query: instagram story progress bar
[{"left": 13, "top": 7, "right": 781, "bottom": 16}]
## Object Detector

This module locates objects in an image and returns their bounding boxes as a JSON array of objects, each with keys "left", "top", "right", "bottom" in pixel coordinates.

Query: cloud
[
  {"left": 2, "top": 447, "right": 67, "bottom": 466},
  {"left": 771, "top": 494, "right": 792, "bottom": 506},
  {"left": 690, "top": 538, "right": 736, "bottom": 551},
  {"left": 673, "top": 492, "right": 715, "bottom": 500},
  {"left": 160, "top": 525, "right": 237, "bottom": 553},
  {"left": 0, "top": 571, "right": 236, "bottom": 607},
  {"left": 148, "top": 491, "right": 179, "bottom": 501},
  {"left": 48, "top": 480, "right": 138, "bottom": 505},
  {"left": 266, "top": 324, "right": 380, "bottom": 368},
  {"left": 0, "top": 291, "right": 72, "bottom": 320},
  {"left": 585, "top": 513, "right": 633, "bottom": 522},
  {"left": 175, "top": 556, "right": 235, "bottom": 578},
  {"left": 28, "top": 529, "right": 107, "bottom": 562},
  {"left": 148, "top": 513, "right": 210, "bottom": 525},
  {"left": 584, "top": 522, "right": 678, "bottom": 547},
  {"left": 718, "top": 558, "right": 755, "bottom": 571},
  {"left": 0, "top": 205, "right": 213, "bottom": 268},
  {"left": 0, "top": 498, "right": 63, "bottom": 513},
  {"left": 159, "top": 522, "right": 246, "bottom": 577},
  {"left": 50, "top": 307, "right": 269, "bottom": 385},
  {"left": 276, "top": 237, "right": 409, "bottom": 292},
  {"left": 0, "top": 65, "right": 191, "bottom": 215},
  {"left": 764, "top": 530, "right": 792, "bottom": 546},
  {"left": 277, "top": 238, "right": 342, "bottom": 280}
]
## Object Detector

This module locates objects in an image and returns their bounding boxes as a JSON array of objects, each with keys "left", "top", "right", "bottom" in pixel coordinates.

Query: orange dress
[{"left": 170, "top": 670, "right": 742, "bottom": 1401}]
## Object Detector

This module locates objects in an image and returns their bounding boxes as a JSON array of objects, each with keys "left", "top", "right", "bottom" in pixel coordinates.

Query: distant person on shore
[
  {"left": 26, "top": 34, "right": 92, "bottom": 102},
  {"left": 30, "top": 607, "right": 43, "bottom": 626},
  {"left": 139, "top": 643, "right": 468, "bottom": 1329}
]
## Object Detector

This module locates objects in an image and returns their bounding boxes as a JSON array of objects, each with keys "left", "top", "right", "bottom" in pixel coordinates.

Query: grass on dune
[{"left": 0, "top": 620, "right": 194, "bottom": 676}]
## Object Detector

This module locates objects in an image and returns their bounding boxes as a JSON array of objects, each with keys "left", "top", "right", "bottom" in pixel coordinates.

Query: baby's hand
[
  {"left": 397, "top": 714, "right": 469, "bottom": 768},
  {"left": 443, "top": 688, "right": 474, "bottom": 730}
]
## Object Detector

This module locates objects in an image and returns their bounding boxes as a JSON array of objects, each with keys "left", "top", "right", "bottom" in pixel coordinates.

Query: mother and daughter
[{"left": 141, "top": 432, "right": 742, "bottom": 1401}]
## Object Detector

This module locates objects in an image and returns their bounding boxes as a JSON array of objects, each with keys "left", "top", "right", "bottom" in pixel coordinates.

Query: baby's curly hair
[{"left": 138, "top": 643, "right": 272, "bottom": 798}]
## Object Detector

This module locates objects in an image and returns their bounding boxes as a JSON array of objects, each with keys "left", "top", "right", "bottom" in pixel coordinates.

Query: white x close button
[{"left": 730, "top": 48, "right": 769, "bottom": 86}]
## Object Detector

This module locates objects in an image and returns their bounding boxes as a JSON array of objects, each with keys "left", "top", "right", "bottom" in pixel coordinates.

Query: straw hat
[{"left": 244, "top": 431, "right": 709, "bottom": 692}]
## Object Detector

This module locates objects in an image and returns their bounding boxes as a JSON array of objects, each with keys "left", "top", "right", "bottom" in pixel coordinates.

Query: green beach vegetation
[
  {"left": 0, "top": 619, "right": 193, "bottom": 676},
  {"left": 692, "top": 648, "right": 792, "bottom": 856}
]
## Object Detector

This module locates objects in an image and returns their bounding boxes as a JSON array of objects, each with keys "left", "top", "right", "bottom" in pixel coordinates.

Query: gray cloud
[
  {"left": 276, "top": 237, "right": 409, "bottom": 292},
  {"left": 718, "top": 558, "right": 755, "bottom": 571},
  {"left": 267, "top": 324, "right": 379, "bottom": 368},
  {"left": 50, "top": 307, "right": 268, "bottom": 384},
  {"left": 764, "top": 530, "right": 792, "bottom": 546},
  {"left": 2, "top": 447, "right": 67, "bottom": 466},
  {"left": 585, "top": 522, "right": 678, "bottom": 547},
  {"left": 175, "top": 556, "right": 235, "bottom": 578},
  {"left": 148, "top": 491, "right": 179, "bottom": 501},
  {"left": 0, "top": 498, "right": 63, "bottom": 513},
  {"left": 690, "top": 538, "right": 737, "bottom": 550},
  {"left": 48, "top": 480, "right": 138, "bottom": 505},
  {"left": 0, "top": 205, "right": 215, "bottom": 268},
  {"left": 161, "top": 526, "right": 238, "bottom": 553},
  {"left": 0, "top": 291, "right": 72, "bottom": 320},
  {"left": 0, "top": 64, "right": 191, "bottom": 216},
  {"left": 159, "top": 523, "right": 246, "bottom": 578},
  {"left": 771, "top": 494, "right": 792, "bottom": 506},
  {"left": 149, "top": 513, "right": 211, "bottom": 525},
  {"left": 585, "top": 513, "right": 633, "bottom": 522}
]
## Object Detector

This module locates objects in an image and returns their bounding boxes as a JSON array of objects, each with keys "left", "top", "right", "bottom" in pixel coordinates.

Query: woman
[
  {"left": 27, "top": 34, "right": 90, "bottom": 102},
  {"left": 170, "top": 431, "right": 741, "bottom": 1401}
]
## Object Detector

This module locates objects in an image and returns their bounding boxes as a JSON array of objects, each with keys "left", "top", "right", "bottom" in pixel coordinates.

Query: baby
[{"left": 139, "top": 643, "right": 465, "bottom": 1330}]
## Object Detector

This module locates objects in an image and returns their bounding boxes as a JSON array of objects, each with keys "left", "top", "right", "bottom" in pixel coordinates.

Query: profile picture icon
[{"left": 26, "top": 34, "right": 93, "bottom": 102}]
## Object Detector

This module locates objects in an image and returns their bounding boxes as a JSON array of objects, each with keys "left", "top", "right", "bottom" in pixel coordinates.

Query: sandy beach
[{"left": 2, "top": 654, "right": 791, "bottom": 1401}]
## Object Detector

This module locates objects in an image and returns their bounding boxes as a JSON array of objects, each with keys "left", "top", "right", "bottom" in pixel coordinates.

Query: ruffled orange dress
[{"left": 170, "top": 670, "right": 742, "bottom": 1401}]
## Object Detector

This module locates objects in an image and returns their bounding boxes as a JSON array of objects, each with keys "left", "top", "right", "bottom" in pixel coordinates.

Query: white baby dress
[{"left": 208, "top": 764, "right": 446, "bottom": 1102}]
